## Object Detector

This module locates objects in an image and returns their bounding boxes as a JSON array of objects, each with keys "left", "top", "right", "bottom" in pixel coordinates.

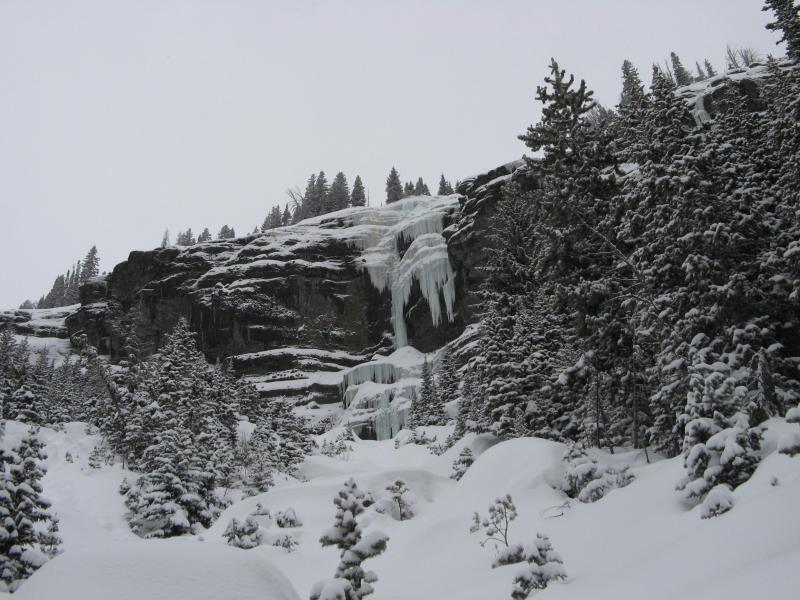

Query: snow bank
[{"left": 14, "top": 538, "right": 300, "bottom": 600}]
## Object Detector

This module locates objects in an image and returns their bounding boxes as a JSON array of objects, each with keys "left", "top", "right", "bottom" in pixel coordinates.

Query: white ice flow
[{"left": 300, "top": 194, "right": 459, "bottom": 348}]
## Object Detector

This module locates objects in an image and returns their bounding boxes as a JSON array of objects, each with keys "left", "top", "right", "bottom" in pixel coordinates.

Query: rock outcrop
[{"left": 65, "top": 185, "right": 521, "bottom": 409}]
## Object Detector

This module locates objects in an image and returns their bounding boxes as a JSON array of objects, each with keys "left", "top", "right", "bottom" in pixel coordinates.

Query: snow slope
[{"left": 8, "top": 420, "right": 799, "bottom": 599}]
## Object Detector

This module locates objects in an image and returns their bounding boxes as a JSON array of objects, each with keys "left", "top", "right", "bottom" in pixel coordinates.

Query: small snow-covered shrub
[
  {"left": 493, "top": 543, "right": 525, "bottom": 568},
  {"left": 223, "top": 516, "right": 264, "bottom": 549},
  {"left": 310, "top": 578, "right": 352, "bottom": 600},
  {"left": 64, "top": 451, "right": 73, "bottom": 463},
  {"left": 275, "top": 507, "right": 302, "bottom": 528},
  {"left": 427, "top": 441, "right": 448, "bottom": 456},
  {"left": 700, "top": 484, "right": 734, "bottom": 519},
  {"left": 470, "top": 494, "right": 518, "bottom": 551},
  {"left": 252, "top": 502, "right": 271, "bottom": 517},
  {"left": 559, "top": 445, "right": 634, "bottom": 503},
  {"left": 321, "top": 432, "right": 355, "bottom": 459},
  {"left": 273, "top": 533, "right": 298, "bottom": 553},
  {"left": 510, "top": 534, "right": 567, "bottom": 599},
  {"left": 378, "top": 480, "right": 413, "bottom": 521},
  {"left": 676, "top": 414, "right": 762, "bottom": 501},
  {"left": 451, "top": 447, "right": 474, "bottom": 481},
  {"left": 88, "top": 442, "right": 113, "bottom": 469},
  {"left": 395, "top": 430, "right": 436, "bottom": 448}
]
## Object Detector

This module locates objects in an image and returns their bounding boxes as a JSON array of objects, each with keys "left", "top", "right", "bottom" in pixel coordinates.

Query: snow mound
[{"left": 14, "top": 538, "right": 300, "bottom": 600}]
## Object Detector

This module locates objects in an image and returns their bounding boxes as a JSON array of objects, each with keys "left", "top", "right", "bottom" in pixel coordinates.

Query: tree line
[{"left": 20, "top": 246, "right": 100, "bottom": 310}]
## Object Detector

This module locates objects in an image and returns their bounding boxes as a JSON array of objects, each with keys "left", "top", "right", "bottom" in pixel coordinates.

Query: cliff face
[{"left": 66, "top": 169, "right": 523, "bottom": 407}]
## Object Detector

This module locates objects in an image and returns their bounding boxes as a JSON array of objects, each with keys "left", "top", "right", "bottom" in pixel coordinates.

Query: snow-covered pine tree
[
  {"left": 197, "top": 227, "right": 212, "bottom": 242},
  {"left": 417, "top": 357, "right": 444, "bottom": 426},
  {"left": 384, "top": 480, "right": 413, "bottom": 521},
  {"left": 0, "top": 427, "right": 59, "bottom": 590},
  {"left": 318, "top": 478, "right": 388, "bottom": 600},
  {"left": 436, "top": 347, "right": 459, "bottom": 418},
  {"left": 450, "top": 447, "right": 474, "bottom": 481},
  {"left": 510, "top": 534, "right": 567, "bottom": 599}
]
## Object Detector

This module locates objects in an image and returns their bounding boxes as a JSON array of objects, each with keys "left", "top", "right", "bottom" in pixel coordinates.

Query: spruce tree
[
  {"left": 385, "top": 168, "right": 403, "bottom": 204},
  {"left": 414, "top": 177, "right": 430, "bottom": 196},
  {"left": 437, "top": 174, "right": 454, "bottom": 195},
  {"left": 80, "top": 246, "right": 100, "bottom": 284},
  {"left": 704, "top": 59, "right": 717, "bottom": 77},
  {"left": 197, "top": 228, "right": 212, "bottom": 242},
  {"left": 670, "top": 52, "right": 694, "bottom": 87},
  {"left": 350, "top": 176, "right": 366, "bottom": 207},
  {"left": 328, "top": 172, "right": 350, "bottom": 212},
  {"left": 318, "top": 478, "right": 388, "bottom": 600},
  {"left": 763, "top": 0, "right": 800, "bottom": 60}
]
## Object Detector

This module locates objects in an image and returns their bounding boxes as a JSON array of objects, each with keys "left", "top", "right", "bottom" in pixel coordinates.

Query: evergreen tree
[
  {"left": 318, "top": 478, "right": 388, "bottom": 600},
  {"left": 80, "top": 246, "right": 100, "bottom": 284},
  {"left": 763, "top": 0, "right": 800, "bottom": 60},
  {"left": 161, "top": 229, "right": 170, "bottom": 248},
  {"left": 414, "top": 177, "right": 430, "bottom": 196},
  {"left": 217, "top": 225, "right": 235, "bottom": 239},
  {"left": 197, "top": 228, "right": 212, "bottom": 242},
  {"left": 437, "top": 174, "right": 454, "bottom": 195},
  {"left": 385, "top": 168, "right": 403, "bottom": 204},
  {"left": 282, "top": 204, "right": 292, "bottom": 225},
  {"left": 704, "top": 59, "right": 717, "bottom": 77},
  {"left": 670, "top": 52, "right": 694, "bottom": 87},
  {"left": 437, "top": 347, "right": 459, "bottom": 415},
  {"left": 450, "top": 447, "right": 474, "bottom": 481},
  {"left": 695, "top": 61, "right": 707, "bottom": 81},
  {"left": 350, "top": 176, "right": 366, "bottom": 207},
  {"left": 328, "top": 172, "right": 350, "bottom": 212},
  {"left": 313, "top": 171, "right": 330, "bottom": 216},
  {"left": 403, "top": 181, "right": 414, "bottom": 197}
]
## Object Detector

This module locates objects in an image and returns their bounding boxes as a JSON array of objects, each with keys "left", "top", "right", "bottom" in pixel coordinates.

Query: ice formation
[{"left": 338, "top": 195, "right": 459, "bottom": 348}]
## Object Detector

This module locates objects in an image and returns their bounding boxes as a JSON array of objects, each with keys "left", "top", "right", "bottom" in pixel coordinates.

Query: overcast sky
[{"left": 0, "top": 0, "right": 784, "bottom": 309}]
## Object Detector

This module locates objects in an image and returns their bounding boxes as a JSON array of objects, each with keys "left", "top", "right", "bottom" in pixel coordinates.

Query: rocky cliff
[{"left": 65, "top": 163, "right": 523, "bottom": 416}]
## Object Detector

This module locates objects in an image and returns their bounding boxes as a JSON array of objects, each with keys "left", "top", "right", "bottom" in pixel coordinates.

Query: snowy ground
[{"left": 5, "top": 418, "right": 799, "bottom": 599}]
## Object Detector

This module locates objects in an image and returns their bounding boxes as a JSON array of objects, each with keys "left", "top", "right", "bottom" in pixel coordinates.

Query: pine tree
[
  {"left": 704, "top": 59, "right": 717, "bottom": 77},
  {"left": 313, "top": 171, "right": 330, "bottom": 216},
  {"left": 402, "top": 181, "right": 414, "bottom": 197},
  {"left": 328, "top": 172, "right": 350, "bottom": 212},
  {"left": 450, "top": 447, "right": 474, "bottom": 481},
  {"left": 385, "top": 168, "right": 403, "bottom": 204},
  {"left": 197, "top": 228, "right": 212, "bottom": 242},
  {"left": 510, "top": 534, "right": 567, "bottom": 599},
  {"left": 350, "top": 175, "right": 366, "bottom": 207},
  {"left": 437, "top": 174, "right": 454, "bottom": 195},
  {"left": 384, "top": 480, "right": 413, "bottom": 521},
  {"left": 695, "top": 61, "right": 707, "bottom": 81},
  {"left": 161, "top": 229, "right": 170, "bottom": 248},
  {"left": 414, "top": 177, "right": 430, "bottom": 196},
  {"left": 80, "top": 246, "right": 100, "bottom": 284},
  {"left": 415, "top": 357, "right": 444, "bottom": 426},
  {"left": 318, "top": 478, "right": 388, "bottom": 600},
  {"left": 670, "top": 52, "right": 694, "bottom": 87},
  {"left": 282, "top": 204, "right": 292, "bottom": 226},
  {"left": 763, "top": 0, "right": 800, "bottom": 60},
  {"left": 217, "top": 225, "right": 235, "bottom": 239},
  {"left": 436, "top": 347, "right": 459, "bottom": 413}
]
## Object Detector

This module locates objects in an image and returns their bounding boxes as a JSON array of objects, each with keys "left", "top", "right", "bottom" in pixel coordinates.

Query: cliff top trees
[
  {"left": 385, "top": 168, "right": 403, "bottom": 204},
  {"left": 351, "top": 176, "right": 366, "bottom": 207}
]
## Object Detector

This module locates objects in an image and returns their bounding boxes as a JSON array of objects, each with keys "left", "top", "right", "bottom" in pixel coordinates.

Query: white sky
[{"left": 0, "top": 0, "right": 784, "bottom": 308}]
